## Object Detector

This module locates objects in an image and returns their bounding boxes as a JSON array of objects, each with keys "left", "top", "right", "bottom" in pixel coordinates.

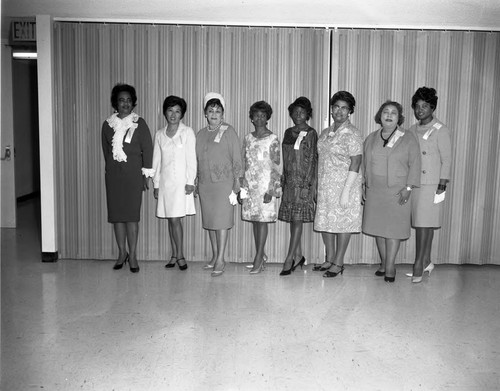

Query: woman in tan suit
[
  {"left": 363, "top": 101, "right": 421, "bottom": 282},
  {"left": 407, "top": 87, "right": 452, "bottom": 283},
  {"left": 196, "top": 93, "right": 243, "bottom": 277}
]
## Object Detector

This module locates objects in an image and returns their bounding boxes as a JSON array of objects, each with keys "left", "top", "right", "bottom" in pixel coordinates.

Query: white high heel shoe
[{"left": 406, "top": 262, "right": 435, "bottom": 277}]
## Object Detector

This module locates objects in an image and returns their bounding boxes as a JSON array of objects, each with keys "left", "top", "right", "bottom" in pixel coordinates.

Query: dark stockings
[{"left": 282, "top": 221, "right": 303, "bottom": 270}]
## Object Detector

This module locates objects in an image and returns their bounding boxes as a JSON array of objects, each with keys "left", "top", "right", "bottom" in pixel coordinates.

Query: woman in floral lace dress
[
  {"left": 240, "top": 101, "right": 281, "bottom": 274},
  {"left": 313, "top": 91, "right": 362, "bottom": 278},
  {"left": 101, "top": 83, "right": 154, "bottom": 273}
]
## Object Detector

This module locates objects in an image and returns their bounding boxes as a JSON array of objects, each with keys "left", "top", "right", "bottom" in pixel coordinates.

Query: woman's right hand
[
  {"left": 340, "top": 188, "right": 349, "bottom": 208},
  {"left": 153, "top": 188, "right": 159, "bottom": 199}
]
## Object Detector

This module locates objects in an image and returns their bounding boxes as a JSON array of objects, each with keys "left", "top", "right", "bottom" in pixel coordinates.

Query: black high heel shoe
[
  {"left": 323, "top": 264, "right": 344, "bottom": 278},
  {"left": 375, "top": 270, "right": 385, "bottom": 276},
  {"left": 165, "top": 257, "right": 176, "bottom": 268},
  {"left": 176, "top": 258, "right": 188, "bottom": 271},
  {"left": 384, "top": 275, "right": 395, "bottom": 283},
  {"left": 113, "top": 253, "right": 129, "bottom": 270},
  {"left": 280, "top": 260, "right": 295, "bottom": 276},
  {"left": 292, "top": 256, "right": 306, "bottom": 271},
  {"left": 129, "top": 258, "right": 140, "bottom": 273},
  {"left": 313, "top": 261, "right": 333, "bottom": 272}
]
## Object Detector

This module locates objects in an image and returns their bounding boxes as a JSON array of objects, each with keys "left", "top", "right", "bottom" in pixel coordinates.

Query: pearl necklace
[{"left": 208, "top": 122, "right": 223, "bottom": 132}]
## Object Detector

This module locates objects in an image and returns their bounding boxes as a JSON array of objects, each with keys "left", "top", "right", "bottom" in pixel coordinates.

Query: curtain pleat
[
  {"left": 53, "top": 24, "right": 500, "bottom": 264},
  {"left": 53, "top": 23, "right": 329, "bottom": 263},
  {"left": 331, "top": 29, "right": 500, "bottom": 264}
]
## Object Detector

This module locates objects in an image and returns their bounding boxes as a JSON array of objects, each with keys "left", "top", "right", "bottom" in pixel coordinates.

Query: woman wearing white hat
[{"left": 195, "top": 93, "right": 243, "bottom": 276}]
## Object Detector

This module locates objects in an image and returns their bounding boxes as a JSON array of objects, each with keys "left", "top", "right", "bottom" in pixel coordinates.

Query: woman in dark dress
[
  {"left": 101, "top": 84, "right": 154, "bottom": 273},
  {"left": 278, "top": 97, "right": 318, "bottom": 276}
]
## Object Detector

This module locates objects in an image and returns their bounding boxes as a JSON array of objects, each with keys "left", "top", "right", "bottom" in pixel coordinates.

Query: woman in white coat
[{"left": 153, "top": 96, "right": 197, "bottom": 270}]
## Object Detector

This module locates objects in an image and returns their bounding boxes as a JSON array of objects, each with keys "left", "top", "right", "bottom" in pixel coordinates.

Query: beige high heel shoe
[
  {"left": 249, "top": 256, "right": 267, "bottom": 274},
  {"left": 406, "top": 262, "right": 435, "bottom": 277},
  {"left": 211, "top": 262, "right": 226, "bottom": 277},
  {"left": 246, "top": 254, "right": 268, "bottom": 269}
]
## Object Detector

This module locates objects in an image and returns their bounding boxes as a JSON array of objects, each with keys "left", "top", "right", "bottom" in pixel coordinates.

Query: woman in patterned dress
[
  {"left": 313, "top": 91, "right": 363, "bottom": 278},
  {"left": 240, "top": 101, "right": 282, "bottom": 274},
  {"left": 196, "top": 93, "right": 243, "bottom": 277},
  {"left": 152, "top": 96, "right": 197, "bottom": 271},
  {"left": 278, "top": 97, "right": 318, "bottom": 276},
  {"left": 101, "top": 84, "right": 154, "bottom": 273}
]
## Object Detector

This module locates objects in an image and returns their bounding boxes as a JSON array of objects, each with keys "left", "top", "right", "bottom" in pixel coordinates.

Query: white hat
[{"left": 204, "top": 92, "right": 225, "bottom": 110}]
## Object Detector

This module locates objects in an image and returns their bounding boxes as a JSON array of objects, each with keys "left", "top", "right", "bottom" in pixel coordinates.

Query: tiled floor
[{"left": 2, "top": 200, "right": 499, "bottom": 390}]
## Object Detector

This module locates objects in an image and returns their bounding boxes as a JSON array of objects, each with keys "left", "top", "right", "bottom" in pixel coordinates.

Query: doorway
[{"left": 12, "top": 57, "right": 40, "bottom": 201}]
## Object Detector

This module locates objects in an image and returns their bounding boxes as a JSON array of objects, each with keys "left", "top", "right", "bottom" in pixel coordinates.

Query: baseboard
[{"left": 42, "top": 251, "right": 58, "bottom": 262}]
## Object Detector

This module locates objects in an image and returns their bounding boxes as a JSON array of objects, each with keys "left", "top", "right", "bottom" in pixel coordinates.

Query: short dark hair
[
  {"left": 249, "top": 101, "right": 273, "bottom": 120},
  {"left": 204, "top": 98, "right": 224, "bottom": 113},
  {"left": 330, "top": 91, "right": 356, "bottom": 114},
  {"left": 411, "top": 87, "right": 438, "bottom": 110},
  {"left": 288, "top": 96, "right": 313, "bottom": 120},
  {"left": 163, "top": 95, "right": 187, "bottom": 119},
  {"left": 374, "top": 100, "right": 405, "bottom": 126},
  {"left": 111, "top": 83, "right": 137, "bottom": 110}
]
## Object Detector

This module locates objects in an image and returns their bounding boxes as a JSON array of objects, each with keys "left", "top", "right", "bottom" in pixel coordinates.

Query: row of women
[{"left": 101, "top": 85, "right": 452, "bottom": 283}]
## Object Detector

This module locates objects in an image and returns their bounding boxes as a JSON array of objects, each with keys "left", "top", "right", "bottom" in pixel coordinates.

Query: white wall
[
  {"left": 2, "top": 0, "right": 500, "bottom": 36},
  {"left": 1, "top": 42, "right": 16, "bottom": 227},
  {"left": 36, "top": 15, "right": 58, "bottom": 254}
]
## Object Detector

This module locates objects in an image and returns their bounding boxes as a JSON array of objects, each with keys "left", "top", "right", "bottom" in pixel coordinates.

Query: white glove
[
  {"left": 340, "top": 171, "right": 358, "bottom": 208},
  {"left": 229, "top": 190, "right": 238, "bottom": 205},
  {"left": 239, "top": 188, "right": 249, "bottom": 199}
]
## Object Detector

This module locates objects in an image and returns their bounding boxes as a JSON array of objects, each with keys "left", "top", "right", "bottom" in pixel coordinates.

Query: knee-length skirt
[
  {"left": 198, "top": 179, "right": 235, "bottom": 230},
  {"left": 411, "top": 184, "right": 443, "bottom": 228},
  {"left": 362, "top": 174, "right": 411, "bottom": 240}
]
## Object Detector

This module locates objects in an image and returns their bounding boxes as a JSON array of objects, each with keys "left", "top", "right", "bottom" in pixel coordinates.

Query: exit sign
[{"left": 11, "top": 19, "right": 36, "bottom": 42}]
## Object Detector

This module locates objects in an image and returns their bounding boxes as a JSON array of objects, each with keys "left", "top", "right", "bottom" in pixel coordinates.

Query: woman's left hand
[
  {"left": 396, "top": 187, "right": 411, "bottom": 205},
  {"left": 263, "top": 193, "right": 272, "bottom": 204},
  {"left": 312, "top": 187, "right": 317, "bottom": 203},
  {"left": 185, "top": 184, "right": 195, "bottom": 195},
  {"left": 142, "top": 176, "right": 150, "bottom": 191}
]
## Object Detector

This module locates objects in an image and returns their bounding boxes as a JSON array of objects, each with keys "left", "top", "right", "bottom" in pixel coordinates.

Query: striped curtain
[
  {"left": 53, "top": 23, "right": 329, "bottom": 263},
  {"left": 53, "top": 23, "right": 500, "bottom": 264},
  {"left": 331, "top": 29, "right": 500, "bottom": 265}
]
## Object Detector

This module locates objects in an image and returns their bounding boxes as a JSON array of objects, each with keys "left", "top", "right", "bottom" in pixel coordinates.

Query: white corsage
[{"left": 106, "top": 112, "right": 139, "bottom": 162}]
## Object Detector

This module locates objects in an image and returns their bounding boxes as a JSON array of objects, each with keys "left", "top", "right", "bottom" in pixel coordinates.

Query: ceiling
[{"left": 2, "top": 0, "right": 500, "bottom": 40}]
